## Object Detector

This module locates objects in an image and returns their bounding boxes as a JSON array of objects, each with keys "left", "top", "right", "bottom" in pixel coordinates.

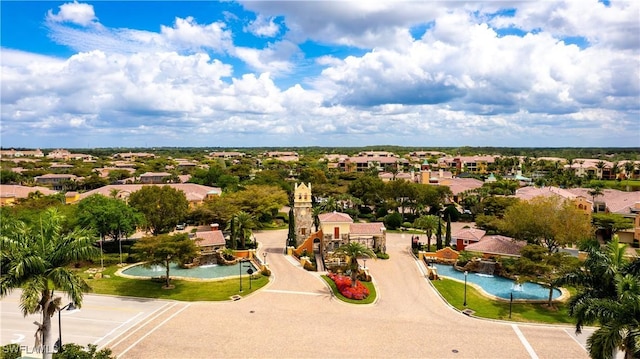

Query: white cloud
[
  {"left": 245, "top": 15, "right": 280, "bottom": 37},
  {"left": 46, "top": 1, "right": 98, "bottom": 27},
  {"left": 1, "top": 1, "right": 638, "bottom": 148}
]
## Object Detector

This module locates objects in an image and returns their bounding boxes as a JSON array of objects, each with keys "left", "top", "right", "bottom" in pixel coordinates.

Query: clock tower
[{"left": 293, "top": 182, "right": 313, "bottom": 246}]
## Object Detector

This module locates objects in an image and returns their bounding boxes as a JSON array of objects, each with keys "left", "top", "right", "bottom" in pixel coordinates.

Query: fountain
[
  {"left": 512, "top": 283, "right": 523, "bottom": 292},
  {"left": 476, "top": 260, "right": 495, "bottom": 276}
]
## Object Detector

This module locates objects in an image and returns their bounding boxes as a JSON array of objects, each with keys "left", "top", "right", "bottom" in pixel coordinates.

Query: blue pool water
[
  {"left": 122, "top": 262, "right": 257, "bottom": 279},
  {"left": 433, "top": 264, "right": 561, "bottom": 301}
]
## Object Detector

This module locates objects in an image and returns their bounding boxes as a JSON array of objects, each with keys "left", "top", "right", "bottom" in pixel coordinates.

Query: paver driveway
[{"left": 106, "top": 230, "right": 590, "bottom": 359}]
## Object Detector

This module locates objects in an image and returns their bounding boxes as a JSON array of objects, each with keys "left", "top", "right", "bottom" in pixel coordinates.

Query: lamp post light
[
  {"left": 463, "top": 271, "right": 468, "bottom": 307},
  {"left": 56, "top": 302, "right": 76, "bottom": 352},
  {"left": 239, "top": 259, "right": 244, "bottom": 293},
  {"left": 509, "top": 292, "right": 513, "bottom": 319},
  {"left": 363, "top": 258, "right": 367, "bottom": 269},
  {"left": 263, "top": 252, "right": 267, "bottom": 265}
]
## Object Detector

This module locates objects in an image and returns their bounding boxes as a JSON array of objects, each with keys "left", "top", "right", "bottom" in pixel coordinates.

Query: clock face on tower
[{"left": 300, "top": 209, "right": 307, "bottom": 216}]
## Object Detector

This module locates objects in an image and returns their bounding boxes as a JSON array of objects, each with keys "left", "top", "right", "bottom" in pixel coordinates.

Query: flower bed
[{"left": 327, "top": 272, "right": 369, "bottom": 300}]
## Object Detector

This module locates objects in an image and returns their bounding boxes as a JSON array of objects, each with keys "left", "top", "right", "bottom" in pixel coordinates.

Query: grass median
[
  {"left": 77, "top": 265, "right": 269, "bottom": 301},
  {"left": 432, "top": 278, "right": 574, "bottom": 324}
]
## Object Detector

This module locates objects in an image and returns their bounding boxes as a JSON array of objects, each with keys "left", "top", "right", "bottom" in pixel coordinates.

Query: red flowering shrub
[{"left": 328, "top": 272, "right": 369, "bottom": 300}]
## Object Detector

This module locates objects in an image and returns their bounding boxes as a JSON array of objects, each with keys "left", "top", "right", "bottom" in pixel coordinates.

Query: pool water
[
  {"left": 122, "top": 262, "right": 258, "bottom": 279},
  {"left": 433, "top": 264, "right": 561, "bottom": 301}
]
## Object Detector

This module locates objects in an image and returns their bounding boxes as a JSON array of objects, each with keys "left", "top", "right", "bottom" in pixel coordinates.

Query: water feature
[
  {"left": 122, "top": 261, "right": 258, "bottom": 280},
  {"left": 476, "top": 260, "right": 495, "bottom": 275},
  {"left": 433, "top": 264, "right": 561, "bottom": 301}
]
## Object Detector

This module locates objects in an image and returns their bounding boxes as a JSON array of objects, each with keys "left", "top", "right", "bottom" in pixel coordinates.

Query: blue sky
[{"left": 1, "top": 1, "right": 639, "bottom": 149}]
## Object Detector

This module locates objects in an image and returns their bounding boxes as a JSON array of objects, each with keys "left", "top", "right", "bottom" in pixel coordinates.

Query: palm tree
[
  {"left": 232, "top": 211, "right": 255, "bottom": 249},
  {"left": 413, "top": 215, "right": 439, "bottom": 251},
  {"left": 334, "top": 242, "right": 376, "bottom": 287},
  {"left": 0, "top": 208, "right": 100, "bottom": 359},
  {"left": 557, "top": 236, "right": 640, "bottom": 359},
  {"left": 596, "top": 161, "right": 606, "bottom": 180}
]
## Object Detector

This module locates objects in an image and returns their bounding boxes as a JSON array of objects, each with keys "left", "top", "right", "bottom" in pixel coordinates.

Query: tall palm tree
[
  {"left": 334, "top": 242, "right": 376, "bottom": 287},
  {"left": 557, "top": 236, "right": 640, "bottom": 359},
  {"left": 413, "top": 215, "right": 439, "bottom": 251},
  {"left": 0, "top": 208, "right": 100, "bottom": 359},
  {"left": 232, "top": 211, "right": 255, "bottom": 249}
]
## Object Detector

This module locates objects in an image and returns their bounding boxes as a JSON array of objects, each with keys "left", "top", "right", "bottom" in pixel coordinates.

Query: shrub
[
  {"left": 376, "top": 251, "right": 390, "bottom": 259},
  {"left": 0, "top": 344, "right": 20, "bottom": 359},
  {"left": 327, "top": 272, "right": 369, "bottom": 300},
  {"left": 384, "top": 212, "right": 403, "bottom": 230}
]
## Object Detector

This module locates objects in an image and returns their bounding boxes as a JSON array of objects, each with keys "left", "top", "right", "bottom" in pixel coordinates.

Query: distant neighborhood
[{"left": 1, "top": 147, "right": 639, "bottom": 249}]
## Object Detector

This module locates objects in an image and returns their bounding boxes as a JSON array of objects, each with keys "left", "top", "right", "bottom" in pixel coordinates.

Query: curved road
[{"left": 111, "top": 230, "right": 589, "bottom": 358}]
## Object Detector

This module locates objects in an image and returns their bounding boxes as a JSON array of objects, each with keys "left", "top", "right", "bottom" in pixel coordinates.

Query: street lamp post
[
  {"left": 463, "top": 271, "right": 468, "bottom": 307},
  {"left": 56, "top": 302, "right": 75, "bottom": 352},
  {"left": 263, "top": 252, "right": 267, "bottom": 265},
  {"left": 509, "top": 292, "right": 513, "bottom": 318},
  {"left": 239, "top": 259, "right": 243, "bottom": 293},
  {"left": 363, "top": 258, "right": 367, "bottom": 269}
]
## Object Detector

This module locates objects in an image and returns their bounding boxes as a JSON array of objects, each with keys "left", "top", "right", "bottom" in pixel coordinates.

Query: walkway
[{"left": 107, "top": 230, "right": 589, "bottom": 358}]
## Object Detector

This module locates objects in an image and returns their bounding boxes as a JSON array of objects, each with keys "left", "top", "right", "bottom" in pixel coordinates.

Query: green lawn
[
  {"left": 78, "top": 265, "right": 268, "bottom": 301},
  {"left": 321, "top": 275, "right": 377, "bottom": 304},
  {"left": 432, "top": 278, "right": 574, "bottom": 324}
]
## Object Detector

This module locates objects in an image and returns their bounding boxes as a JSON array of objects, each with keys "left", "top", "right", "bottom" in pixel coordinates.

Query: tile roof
[
  {"left": 440, "top": 178, "right": 484, "bottom": 195},
  {"left": 465, "top": 235, "right": 525, "bottom": 256},
  {"left": 318, "top": 211, "right": 353, "bottom": 223},
  {"left": 194, "top": 230, "right": 226, "bottom": 247},
  {"left": 514, "top": 186, "right": 579, "bottom": 201},
  {"left": 566, "top": 188, "right": 640, "bottom": 214},
  {"left": 452, "top": 228, "right": 486, "bottom": 241},
  {"left": 0, "top": 185, "right": 57, "bottom": 198},
  {"left": 78, "top": 184, "right": 222, "bottom": 202},
  {"left": 349, "top": 222, "right": 385, "bottom": 235}
]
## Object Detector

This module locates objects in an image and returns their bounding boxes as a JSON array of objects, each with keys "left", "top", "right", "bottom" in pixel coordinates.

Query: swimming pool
[
  {"left": 432, "top": 263, "right": 562, "bottom": 301},
  {"left": 121, "top": 262, "right": 258, "bottom": 280}
]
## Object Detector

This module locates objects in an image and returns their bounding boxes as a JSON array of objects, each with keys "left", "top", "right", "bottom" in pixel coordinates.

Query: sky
[{"left": 1, "top": 0, "right": 639, "bottom": 149}]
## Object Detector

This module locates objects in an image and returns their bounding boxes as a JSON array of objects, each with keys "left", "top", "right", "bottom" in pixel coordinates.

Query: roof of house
[
  {"left": 194, "top": 230, "right": 225, "bottom": 247},
  {"left": 349, "top": 222, "right": 385, "bottom": 236},
  {"left": 465, "top": 235, "right": 525, "bottom": 256},
  {"left": 0, "top": 185, "right": 57, "bottom": 198},
  {"left": 318, "top": 211, "right": 353, "bottom": 223},
  {"left": 440, "top": 178, "right": 484, "bottom": 195},
  {"left": 452, "top": 228, "right": 486, "bottom": 242},
  {"left": 514, "top": 186, "right": 580, "bottom": 202},
  {"left": 566, "top": 188, "right": 640, "bottom": 214},
  {"left": 78, "top": 184, "right": 222, "bottom": 202}
]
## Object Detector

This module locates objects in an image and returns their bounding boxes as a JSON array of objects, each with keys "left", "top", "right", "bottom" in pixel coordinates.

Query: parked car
[{"left": 176, "top": 223, "right": 186, "bottom": 230}]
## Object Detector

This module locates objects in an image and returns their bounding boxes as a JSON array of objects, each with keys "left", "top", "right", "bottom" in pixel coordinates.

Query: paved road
[
  {"left": 2, "top": 230, "right": 592, "bottom": 358},
  {"left": 110, "top": 230, "right": 590, "bottom": 359}
]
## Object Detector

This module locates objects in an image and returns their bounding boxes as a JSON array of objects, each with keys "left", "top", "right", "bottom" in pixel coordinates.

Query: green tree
[
  {"left": 557, "top": 236, "right": 639, "bottom": 359},
  {"left": 0, "top": 208, "right": 100, "bottom": 359},
  {"left": 224, "top": 185, "right": 288, "bottom": 223},
  {"left": 132, "top": 233, "right": 199, "bottom": 289},
  {"left": 77, "top": 195, "right": 140, "bottom": 242},
  {"left": 515, "top": 245, "right": 580, "bottom": 307},
  {"left": 128, "top": 185, "right": 189, "bottom": 235},
  {"left": 500, "top": 196, "right": 593, "bottom": 254},
  {"left": 334, "top": 242, "right": 376, "bottom": 287},
  {"left": 384, "top": 212, "right": 403, "bottom": 230},
  {"left": 53, "top": 343, "right": 114, "bottom": 359},
  {"left": 287, "top": 205, "right": 296, "bottom": 248},
  {"left": 445, "top": 213, "right": 452, "bottom": 247},
  {"left": 592, "top": 213, "right": 634, "bottom": 242},
  {"left": 231, "top": 211, "right": 255, "bottom": 249},
  {"left": 347, "top": 175, "right": 385, "bottom": 207},
  {"left": 413, "top": 215, "right": 440, "bottom": 251}
]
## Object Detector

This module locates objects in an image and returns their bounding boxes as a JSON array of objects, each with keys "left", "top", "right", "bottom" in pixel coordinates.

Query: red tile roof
[
  {"left": 318, "top": 211, "right": 353, "bottom": 223},
  {"left": 350, "top": 222, "right": 385, "bottom": 235},
  {"left": 452, "top": 228, "right": 486, "bottom": 242},
  {"left": 465, "top": 235, "right": 525, "bottom": 256},
  {"left": 194, "top": 230, "right": 225, "bottom": 247}
]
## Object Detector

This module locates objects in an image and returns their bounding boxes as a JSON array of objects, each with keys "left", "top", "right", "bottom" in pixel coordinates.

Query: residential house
[
  {"left": 34, "top": 174, "right": 78, "bottom": 190},
  {"left": 139, "top": 172, "right": 172, "bottom": 184},
  {"left": 0, "top": 148, "right": 44, "bottom": 158},
  {"left": 0, "top": 185, "right": 57, "bottom": 206},
  {"left": 452, "top": 228, "right": 486, "bottom": 250},
  {"left": 76, "top": 183, "right": 222, "bottom": 207},
  {"left": 112, "top": 152, "right": 156, "bottom": 160}
]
